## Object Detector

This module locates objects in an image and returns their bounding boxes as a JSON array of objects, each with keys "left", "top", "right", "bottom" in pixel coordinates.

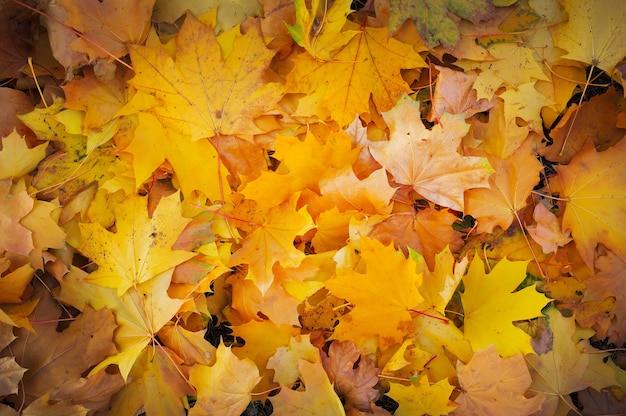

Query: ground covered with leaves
[{"left": 0, "top": 0, "right": 625, "bottom": 414}]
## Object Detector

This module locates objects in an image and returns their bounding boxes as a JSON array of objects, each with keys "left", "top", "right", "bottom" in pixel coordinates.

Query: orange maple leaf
[
  {"left": 370, "top": 96, "right": 493, "bottom": 211},
  {"left": 465, "top": 139, "right": 543, "bottom": 234},
  {"left": 326, "top": 237, "right": 423, "bottom": 352},
  {"left": 58, "top": 0, "right": 154, "bottom": 60},
  {"left": 286, "top": 26, "right": 425, "bottom": 126},
  {"left": 228, "top": 193, "right": 315, "bottom": 294}
]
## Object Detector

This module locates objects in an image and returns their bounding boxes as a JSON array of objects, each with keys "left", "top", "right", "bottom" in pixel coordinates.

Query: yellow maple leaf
[
  {"left": 286, "top": 0, "right": 356, "bottom": 60},
  {"left": 552, "top": 139, "right": 626, "bottom": 269},
  {"left": 270, "top": 358, "right": 345, "bottom": 415},
  {"left": 123, "top": 113, "right": 230, "bottom": 202},
  {"left": 109, "top": 347, "right": 192, "bottom": 416},
  {"left": 389, "top": 376, "right": 457, "bottom": 416},
  {"left": 550, "top": 0, "right": 626, "bottom": 73},
  {"left": 454, "top": 344, "right": 545, "bottom": 416},
  {"left": 0, "top": 130, "right": 47, "bottom": 180},
  {"left": 78, "top": 192, "right": 194, "bottom": 295},
  {"left": 461, "top": 256, "right": 551, "bottom": 357},
  {"left": 526, "top": 307, "right": 616, "bottom": 415},
  {"left": 228, "top": 193, "right": 315, "bottom": 294},
  {"left": 126, "top": 13, "right": 283, "bottom": 140},
  {"left": 370, "top": 96, "right": 493, "bottom": 211},
  {"left": 189, "top": 343, "right": 262, "bottom": 416},
  {"left": 57, "top": 265, "right": 186, "bottom": 381},
  {"left": 326, "top": 237, "right": 423, "bottom": 352},
  {"left": 285, "top": 26, "right": 425, "bottom": 126}
]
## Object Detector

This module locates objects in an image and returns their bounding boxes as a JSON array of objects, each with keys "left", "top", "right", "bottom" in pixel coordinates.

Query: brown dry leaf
[
  {"left": 0, "top": 88, "right": 33, "bottom": 138},
  {"left": 58, "top": 0, "right": 155, "bottom": 61},
  {"left": 0, "top": 357, "right": 26, "bottom": 397},
  {"left": 539, "top": 88, "right": 626, "bottom": 164},
  {"left": 465, "top": 139, "right": 543, "bottom": 234},
  {"left": 12, "top": 292, "right": 117, "bottom": 400},
  {"left": 583, "top": 251, "right": 626, "bottom": 343},
  {"left": 370, "top": 96, "right": 493, "bottom": 211},
  {"left": 321, "top": 340, "right": 380, "bottom": 413},
  {"left": 369, "top": 208, "right": 463, "bottom": 271},
  {"left": 454, "top": 344, "right": 545, "bottom": 416},
  {"left": 0, "top": 1, "right": 37, "bottom": 78}
]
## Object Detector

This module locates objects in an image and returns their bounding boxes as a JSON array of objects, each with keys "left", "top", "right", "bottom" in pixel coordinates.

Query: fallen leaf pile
[{"left": 1, "top": 0, "right": 625, "bottom": 414}]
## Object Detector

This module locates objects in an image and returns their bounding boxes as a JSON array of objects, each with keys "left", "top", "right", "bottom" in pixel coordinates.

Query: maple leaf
[
  {"left": 526, "top": 307, "right": 617, "bottom": 416},
  {"left": 417, "top": 247, "right": 468, "bottom": 315},
  {"left": 465, "top": 139, "right": 543, "bottom": 234},
  {"left": 77, "top": 192, "right": 194, "bottom": 295},
  {"left": 57, "top": 0, "right": 155, "bottom": 60},
  {"left": 389, "top": 376, "right": 457, "bottom": 416},
  {"left": 370, "top": 96, "right": 493, "bottom": 211},
  {"left": 369, "top": 208, "right": 464, "bottom": 271},
  {"left": 190, "top": 343, "right": 262, "bottom": 416},
  {"left": 110, "top": 347, "right": 192, "bottom": 416},
  {"left": 469, "top": 100, "right": 531, "bottom": 159},
  {"left": 389, "top": 0, "right": 494, "bottom": 48},
  {"left": 583, "top": 252, "right": 626, "bottom": 343},
  {"left": 21, "top": 393, "right": 89, "bottom": 416},
  {"left": 429, "top": 66, "right": 496, "bottom": 121},
  {"left": 19, "top": 101, "right": 122, "bottom": 202},
  {"left": 319, "top": 167, "right": 396, "bottom": 215},
  {"left": 270, "top": 358, "right": 345, "bottom": 415},
  {"left": 326, "top": 237, "right": 423, "bottom": 352},
  {"left": 153, "top": 0, "right": 262, "bottom": 32},
  {"left": 0, "top": 180, "right": 34, "bottom": 256},
  {"left": 539, "top": 88, "right": 626, "bottom": 164},
  {"left": 0, "top": 357, "right": 26, "bottom": 397},
  {"left": 11, "top": 289, "right": 117, "bottom": 399},
  {"left": 122, "top": 113, "right": 230, "bottom": 202},
  {"left": 285, "top": 26, "right": 425, "bottom": 126},
  {"left": 126, "top": 13, "right": 283, "bottom": 140},
  {"left": 526, "top": 202, "right": 572, "bottom": 254},
  {"left": 321, "top": 340, "right": 380, "bottom": 412},
  {"left": 228, "top": 193, "right": 315, "bottom": 294},
  {"left": 56, "top": 266, "right": 186, "bottom": 381},
  {"left": 286, "top": 0, "right": 355, "bottom": 60},
  {"left": 63, "top": 69, "right": 127, "bottom": 129},
  {"left": 267, "top": 334, "right": 320, "bottom": 385},
  {"left": 0, "top": 130, "right": 46, "bottom": 180},
  {"left": 457, "top": 42, "right": 548, "bottom": 100},
  {"left": 454, "top": 344, "right": 545, "bottom": 416},
  {"left": 0, "top": 88, "right": 33, "bottom": 139},
  {"left": 461, "top": 256, "right": 551, "bottom": 357},
  {"left": 241, "top": 130, "right": 355, "bottom": 211},
  {"left": 552, "top": 139, "right": 626, "bottom": 269},
  {"left": 0, "top": 262, "right": 34, "bottom": 303},
  {"left": 550, "top": 0, "right": 626, "bottom": 73}
]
